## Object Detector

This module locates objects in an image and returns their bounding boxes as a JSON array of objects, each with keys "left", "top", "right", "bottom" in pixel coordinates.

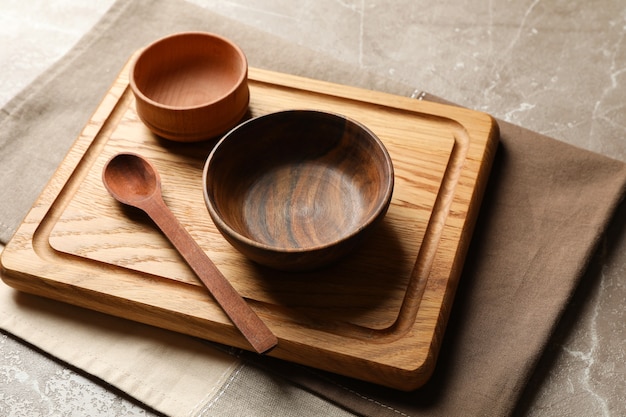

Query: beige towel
[{"left": 2, "top": 1, "right": 625, "bottom": 416}]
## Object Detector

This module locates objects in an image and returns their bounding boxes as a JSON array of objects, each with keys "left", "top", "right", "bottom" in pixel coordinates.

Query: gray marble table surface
[{"left": 1, "top": 0, "right": 625, "bottom": 415}]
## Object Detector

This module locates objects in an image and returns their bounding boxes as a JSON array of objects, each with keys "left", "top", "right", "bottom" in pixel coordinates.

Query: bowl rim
[
  {"left": 129, "top": 31, "right": 248, "bottom": 111},
  {"left": 202, "top": 109, "right": 395, "bottom": 254}
]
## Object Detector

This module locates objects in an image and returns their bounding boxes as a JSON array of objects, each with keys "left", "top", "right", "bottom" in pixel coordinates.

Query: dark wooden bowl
[
  {"left": 202, "top": 110, "right": 394, "bottom": 271},
  {"left": 130, "top": 32, "right": 249, "bottom": 142}
]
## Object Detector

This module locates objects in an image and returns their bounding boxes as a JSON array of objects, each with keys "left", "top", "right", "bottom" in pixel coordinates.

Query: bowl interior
[
  {"left": 204, "top": 111, "right": 393, "bottom": 251},
  {"left": 132, "top": 33, "right": 246, "bottom": 108}
]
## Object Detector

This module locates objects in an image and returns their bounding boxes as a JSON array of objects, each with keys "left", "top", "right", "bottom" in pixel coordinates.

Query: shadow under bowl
[{"left": 203, "top": 110, "right": 394, "bottom": 271}]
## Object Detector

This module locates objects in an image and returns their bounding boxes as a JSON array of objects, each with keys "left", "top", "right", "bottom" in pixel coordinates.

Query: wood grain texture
[
  {"left": 203, "top": 110, "right": 394, "bottom": 271},
  {"left": 102, "top": 152, "right": 277, "bottom": 354},
  {"left": 130, "top": 32, "right": 249, "bottom": 142},
  {"left": 0, "top": 56, "right": 499, "bottom": 390}
]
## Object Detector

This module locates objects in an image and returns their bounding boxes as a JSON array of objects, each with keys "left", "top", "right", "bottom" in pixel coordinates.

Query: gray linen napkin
[
  {"left": 2, "top": 1, "right": 626, "bottom": 416},
  {"left": 242, "top": 112, "right": 626, "bottom": 416}
]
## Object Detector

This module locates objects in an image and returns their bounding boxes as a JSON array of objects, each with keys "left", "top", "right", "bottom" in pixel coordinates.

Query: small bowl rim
[
  {"left": 202, "top": 109, "right": 395, "bottom": 255},
  {"left": 129, "top": 31, "right": 248, "bottom": 111}
]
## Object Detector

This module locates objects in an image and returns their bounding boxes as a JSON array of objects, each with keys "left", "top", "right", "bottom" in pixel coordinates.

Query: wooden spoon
[{"left": 102, "top": 152, "right": 277, "bottom": 354}]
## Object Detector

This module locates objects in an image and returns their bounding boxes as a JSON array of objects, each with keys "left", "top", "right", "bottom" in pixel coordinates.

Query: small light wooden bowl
[
  {"left": 202, "top": 110, "right": 394, "bottom": 271},
  {"left": 130, "top": 32, "right": 249, "bottom": 142}
]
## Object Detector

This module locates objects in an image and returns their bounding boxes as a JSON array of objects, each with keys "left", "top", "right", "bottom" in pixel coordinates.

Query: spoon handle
[{"left": 143, "top": 196, "right": 278, "bottom": 354}]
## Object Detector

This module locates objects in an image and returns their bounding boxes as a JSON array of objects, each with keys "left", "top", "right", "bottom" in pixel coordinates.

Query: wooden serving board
[{"left": 1, "top": 57, "right": 498, "bottom": 391}]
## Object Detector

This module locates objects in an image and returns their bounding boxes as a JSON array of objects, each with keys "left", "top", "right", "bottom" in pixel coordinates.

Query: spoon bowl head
[{"left": 102, "top": 153, "right": 161, "bottom": 208}]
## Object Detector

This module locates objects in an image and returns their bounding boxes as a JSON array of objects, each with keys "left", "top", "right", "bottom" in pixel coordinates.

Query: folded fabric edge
[
  {"left": 512, "top": 185, "right": 626, "bottom": 415},
  {"left": 2, "top": 0, "right": 626, "bottom": 416}
]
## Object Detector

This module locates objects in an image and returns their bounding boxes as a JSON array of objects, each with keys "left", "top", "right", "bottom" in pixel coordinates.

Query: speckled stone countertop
[{"left": 1, "top": 1, "right": 625, "bottom": 415}]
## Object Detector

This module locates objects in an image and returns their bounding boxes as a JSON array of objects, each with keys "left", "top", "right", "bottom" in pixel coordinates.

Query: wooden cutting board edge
[{"left": 0, "top": 57, "right": 499, "bottom": 391}]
